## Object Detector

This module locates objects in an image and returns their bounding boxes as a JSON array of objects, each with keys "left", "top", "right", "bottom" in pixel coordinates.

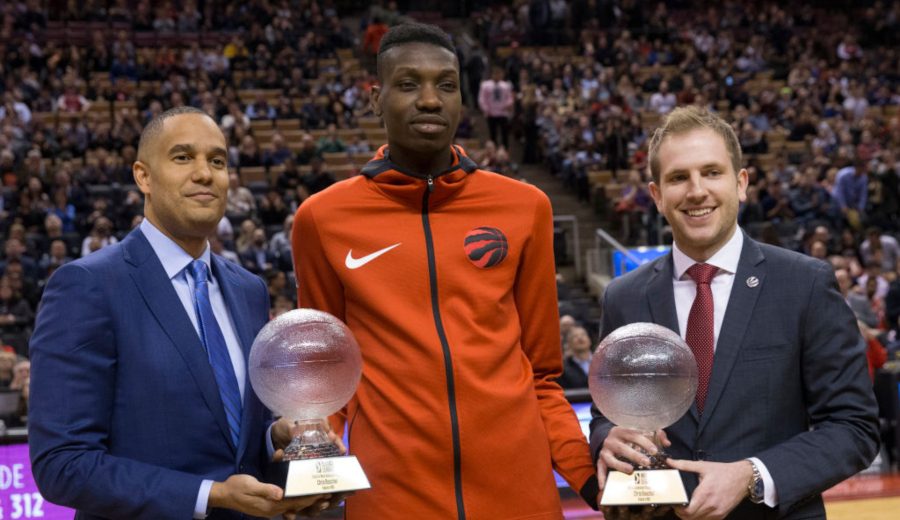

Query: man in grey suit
[{"left": 590, "top": 106, "right": 879, "bottom": 519}]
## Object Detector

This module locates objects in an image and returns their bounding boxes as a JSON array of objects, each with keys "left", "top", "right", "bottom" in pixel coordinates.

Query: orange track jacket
[{"left": 293, "top": 145, "right": 598, "bottom": 519}]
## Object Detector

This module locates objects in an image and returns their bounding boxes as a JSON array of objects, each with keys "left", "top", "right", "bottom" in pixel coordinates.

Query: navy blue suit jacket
[
  {"left": 29, "top": 229, "right": 272, "bottom": 519},
  {"left": 590, "top": 235, "right": 879, "bottom": 519}
]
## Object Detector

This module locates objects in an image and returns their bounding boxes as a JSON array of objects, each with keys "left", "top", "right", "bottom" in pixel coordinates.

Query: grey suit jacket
[{"left": 589, "top": 234, "right": 879, "bottom": 519}]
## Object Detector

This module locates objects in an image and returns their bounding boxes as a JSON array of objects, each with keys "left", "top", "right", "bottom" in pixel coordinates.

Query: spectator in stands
[
  {"left": 268, "top": 214, "right": 293, "bottom": 273},
  {"left": 20, "top": 149, "right": 48, "bottom": 180},
  {"left": 239, "top": 228, "right": 273, "bottom": 275},
  {"left": 842, "top": 83, "right": 869, "bottom": 122},
  {"left": 293, "top": 133, "right": 318, "bottom": 165},
  {"left": 244, "top": 93, "right": 276, "bottom": 120},
  {"left": 858, "top": 262, "right": 890, "bottom": 302},
  {"left": 0, "top": 239, "right": 38, "bottom": 280},
  {"left": 614, "top": 170, "right": 652, "bottom": 244},
  {"left": 8, "top": 359, "right": 29, "bottom": 392},
  {"left": 345, "top": 132, "right": 370, "bottom": 155},
  {"left": 225, "top": 172, "right": 255, "bottom": 224},
  {"left": 362, "top": 16, "right": 388, "bottom": 69},
  {"left": 868, "top": 151, "right": 900, "bottom": 231},
  {"left": 257, "top": 189, "right": 289, "bottom": 228},
  {"left": 209, "top": 234, "right": 240, "bottom": 265},
  {"left": 116, "top": 189, "right": 144, "bottom": 234},
  {"left": 177, "top": 0, "right": 202, "bottom": 32},
  {"left": 39, "top": 239, "right": 71, "bottom": 276},
  {"left": 236, "top": 135, "right": 263, "bottom": 168},
  {"left": 263, "top": 132, "right": 293, "bottom": 167},
  {"left": 738, "top": 121, "right": 767, "bottom": 155},
  {"left": 0, "top": 279, "right": 33, "bottom": 338},
  {"left": 831, "top": 161, "right": 868, "bottom": 229},
  {"left": 858, "top": 321, "right": 887, "bottom": 381},
  {"left": 303, "top": 157, "right": 335, "bottom": 194},
  {"left": 33, "top": 213, "right": 68, "bottom": 259},
  {"left": 0, "top": 91, "right": 32, "bottom": 125},
  {"left": 557, "top": 325, "right": 592, "bottom": 389},
  {"left": 110, "top": 49, "right": 138, "bottom": 82},
  {"left": 761, "top": 178, "right": 794, "bottom": 222},
  {"left": 860, "top": 227, "right": 900, "bottom": 273},
  {"left": 265, "top": 269, "right": 293, "bottom": 306},
  {"left": 856, "top": 130, "right": 881, "bottom": 163},
  {"left": 809, "top": 240, "right": 828, "bottom": 261},
  {"left": 886, "top": 277, "right": 900, "bottom": 336},
  {"left": 790, "top": 166, "right": 829, "bottom": 225},
  {"left": 0, "top": 351, "right": 15, "bottom": 388},
  {"left": 274, "top": 158, "right": 304, "bottom": 193},
  {"left": 80, "top": 216, "right": 118, "bottom": 257},
  {"left": 234, "top": 218, "right": 258, "bottom": 256},
  {"left": 836, "top": 267, "right": 879, "bottom": 328},
  {"left": 56, "top": 86, "right": 91, "bottom": 114},
  {"left": 316, "top": 124, "right": 346, "bottom": 155},
  {"left": 219, "top": 101, "right": 249, "bottom": 135},
  {"left": 14, "top": 171, "right": 41, "bottom": 207},
  {"left": 478, "top": 67, "right": 515, "bottom": 148},
  {"left": 223, "top": 34, "right": 250, "bottom": 68},
  {"left": 649, "top": 80, "right": 677, "bottom": 115}
]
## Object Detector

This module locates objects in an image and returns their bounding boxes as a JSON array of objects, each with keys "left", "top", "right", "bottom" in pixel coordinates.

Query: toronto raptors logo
[{"left": 464, "top": 227, "right": 508, "bottom": 268}]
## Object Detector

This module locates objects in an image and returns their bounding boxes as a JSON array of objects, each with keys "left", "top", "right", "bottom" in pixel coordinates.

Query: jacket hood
[{"left": 359, "top": 144, "right": 479, "bottom": 208}]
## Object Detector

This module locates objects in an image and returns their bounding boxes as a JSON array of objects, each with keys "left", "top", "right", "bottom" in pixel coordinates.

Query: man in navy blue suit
[
  {"left": 590, "top": 106, "right": 879, "bottom": 519},
  {"left": 29, "top": 107, "right": 327, "bottom": 519}
]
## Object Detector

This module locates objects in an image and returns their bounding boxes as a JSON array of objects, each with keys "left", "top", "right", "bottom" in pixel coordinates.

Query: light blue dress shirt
[{"left": 139, "top": 219, "right": 247, "bottom": 518}]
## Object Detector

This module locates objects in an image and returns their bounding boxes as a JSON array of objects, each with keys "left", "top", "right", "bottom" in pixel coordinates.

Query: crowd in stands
[
  {"left": 0, "top": 1, "right": 899, "bottom": 426},
  {"left": 458, "top": 0, "right": 900, "bottom": 386},
  {"left": 0, "top": 0, "right": 396, "bottom": 426}
]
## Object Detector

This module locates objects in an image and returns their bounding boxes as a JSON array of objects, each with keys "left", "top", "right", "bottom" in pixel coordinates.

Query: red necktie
[{"left": 686, "top": 263, "right": 717, "bottom": 414}]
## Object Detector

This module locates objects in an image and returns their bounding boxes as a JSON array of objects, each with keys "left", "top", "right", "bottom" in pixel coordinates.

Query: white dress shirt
[
  {"left": 671, "top": 227, "right": 778, "bottom": 507},
  {"left": 140, "top": 219, "right": 247, "bottom": 518}
]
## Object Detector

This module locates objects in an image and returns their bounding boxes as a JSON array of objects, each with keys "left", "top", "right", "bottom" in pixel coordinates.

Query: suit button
[
  {"left": 694, "top": 450, "right": 707, "bottom": 460},
  {"left": 239, "top": 464, "right": 245, "bottom": 472}
]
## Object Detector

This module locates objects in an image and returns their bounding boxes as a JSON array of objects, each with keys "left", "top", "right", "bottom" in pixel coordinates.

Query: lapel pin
[{"left": 746, "top": 276, "right": 760, "bottom": 288}]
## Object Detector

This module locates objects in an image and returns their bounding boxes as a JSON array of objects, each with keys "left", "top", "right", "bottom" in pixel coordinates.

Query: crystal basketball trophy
[
  {"left": 249, "top": 309, "right": 370, "bottom": 497},
  {"left": 588, "top": 322, "right": 697, "bottom": 506}
]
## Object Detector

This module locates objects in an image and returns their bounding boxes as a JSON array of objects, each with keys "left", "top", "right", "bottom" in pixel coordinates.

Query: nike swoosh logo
[{"left": 345, "top": 243, "right": 402, "bottom": 269}]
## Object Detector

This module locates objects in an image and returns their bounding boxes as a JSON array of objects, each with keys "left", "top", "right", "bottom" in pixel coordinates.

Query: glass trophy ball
[
  {"left": 249, "top": 309, "right": 362, "bottom": 421},
  {"left": 588, "top": 322, "right": 698, "bottom": 432}
]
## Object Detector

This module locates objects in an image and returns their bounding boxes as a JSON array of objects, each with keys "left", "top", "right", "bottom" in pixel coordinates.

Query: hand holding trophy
[
  {"left": 249, "top": 309, "right": 370, "bottom": 497},
  {"left": 589, "top": 323, "right": 697, "bottom": 507}
]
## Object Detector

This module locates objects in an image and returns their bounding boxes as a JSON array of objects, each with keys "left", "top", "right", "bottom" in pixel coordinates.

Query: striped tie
[{"left": 189, "top": 260, "right": 242, "bottom": 449}]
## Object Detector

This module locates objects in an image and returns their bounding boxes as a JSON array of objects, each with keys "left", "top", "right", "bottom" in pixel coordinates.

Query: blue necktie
[{"left": 189, "top": 260, "right": 242, "bottom": 449}]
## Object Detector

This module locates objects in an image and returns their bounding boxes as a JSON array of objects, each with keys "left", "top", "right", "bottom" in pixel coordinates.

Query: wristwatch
[{"left": 747, "top": 460, "right": 765, "bottom": 504}]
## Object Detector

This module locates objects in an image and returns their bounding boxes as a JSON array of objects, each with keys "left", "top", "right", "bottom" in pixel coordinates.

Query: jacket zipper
[{"left": 422, "top": 175, "right": 466, "bottom": 520}]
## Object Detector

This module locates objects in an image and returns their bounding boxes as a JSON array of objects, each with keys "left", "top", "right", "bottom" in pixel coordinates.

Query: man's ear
[
  {"left": 133, "top": 160, "right": 151, "bottom": 196},
  {"left": 370, "top": 85, "right": 382, "bottom": 117}
]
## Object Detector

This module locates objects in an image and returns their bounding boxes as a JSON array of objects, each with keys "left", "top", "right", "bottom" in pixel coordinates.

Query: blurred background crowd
[{"left": 0, "top": 0, "right": 898, "bottom": 429}]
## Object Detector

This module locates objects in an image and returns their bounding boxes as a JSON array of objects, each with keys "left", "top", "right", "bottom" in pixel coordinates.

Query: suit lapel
[
  {"left": 698, "top": 235, "right": 765, "bottom": 435},
  {"left": 212, "top": 256, "right": 261, "bottom": 462},
  {"left": 647, "top": 254, "right": 680, "bottom": 333},
  {"left": 124, "top": 230, "right": 236, "bottom": 453}
]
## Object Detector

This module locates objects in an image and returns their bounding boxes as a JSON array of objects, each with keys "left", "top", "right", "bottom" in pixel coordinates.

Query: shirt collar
[
  {"left": 140, "top": 218, "right": 212, "bottom": 281},
  {"left": 672, "top": 227, "right": 744, "bottom": 280}
]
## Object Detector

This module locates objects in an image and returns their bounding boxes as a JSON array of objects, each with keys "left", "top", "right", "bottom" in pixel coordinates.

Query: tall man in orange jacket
[{"left": 292, "top": 23, "right": 599, "bottom": 519}]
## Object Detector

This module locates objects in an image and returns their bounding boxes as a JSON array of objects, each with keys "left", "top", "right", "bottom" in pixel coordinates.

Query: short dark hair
[
  {"left": 137, "top": 106, "right": 215, "bottom": 160},
  {"left": 377, "top": 22, "right": 455, "bottom": 79}
]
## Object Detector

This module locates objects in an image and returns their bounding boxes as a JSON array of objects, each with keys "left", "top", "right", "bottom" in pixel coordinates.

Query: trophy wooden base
[
  {"left": 268, "top": 455, "right": 371, "bottom": 497},
  {"left": 600, "top": 469, "right": 688, "bottom": 506}
]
